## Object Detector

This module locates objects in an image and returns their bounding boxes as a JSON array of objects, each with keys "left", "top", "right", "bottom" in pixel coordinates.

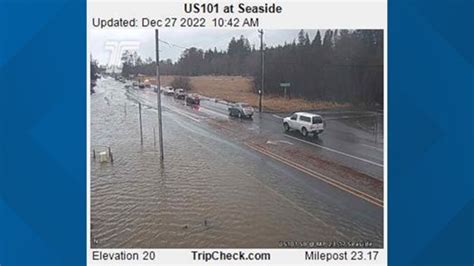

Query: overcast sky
[{"left": 90, "top": 29, "right": 322, "bottom": 65}]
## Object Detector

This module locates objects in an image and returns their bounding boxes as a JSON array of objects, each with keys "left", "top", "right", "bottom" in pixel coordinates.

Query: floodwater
[{"left": 91, "top": 78, "right": 383, "bottom": 248}]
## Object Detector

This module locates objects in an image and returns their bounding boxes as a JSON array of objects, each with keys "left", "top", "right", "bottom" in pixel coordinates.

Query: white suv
[{"left": 283, "top": 112, "right": 324, "bottom": 137}]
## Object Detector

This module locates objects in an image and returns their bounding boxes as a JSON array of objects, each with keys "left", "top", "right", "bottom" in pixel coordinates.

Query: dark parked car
[{"left": 185, "top": 94, "right": 200, "bottom": 105}]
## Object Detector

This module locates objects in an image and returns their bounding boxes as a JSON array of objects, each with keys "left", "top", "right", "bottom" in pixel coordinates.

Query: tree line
[{"left": 120, "top": 29, "right": 383, "bottom": 107}]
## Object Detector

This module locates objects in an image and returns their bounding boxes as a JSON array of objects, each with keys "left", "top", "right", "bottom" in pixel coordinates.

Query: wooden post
[{"left": 108, "top": 146, "right": 114, "bottom": 163}]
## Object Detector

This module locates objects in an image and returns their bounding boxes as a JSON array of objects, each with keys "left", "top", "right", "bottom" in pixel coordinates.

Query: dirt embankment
[{"left": 150, "top": 75, "right": 351, "bottom": 113}]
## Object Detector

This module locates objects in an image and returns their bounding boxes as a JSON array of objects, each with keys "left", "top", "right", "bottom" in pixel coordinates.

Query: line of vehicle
[
  {"left": 245, "top": 143, "right": 384, "bottom": 208},
  {"left": 131, "top": 86, "right": 383, "bottom": 207},
  {"left": 162, "top": 90, "right": 384, "bottom": 171},
  {"left": 284, "top": 134, "right": 384, "bottom": 168},
  {"left": 170, "top": 95, "right": 383, "bottom": 168}
]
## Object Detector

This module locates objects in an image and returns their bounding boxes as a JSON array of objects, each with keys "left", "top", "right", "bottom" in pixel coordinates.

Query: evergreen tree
[{"left": 118, "top": 30, "right": 383, "bottom": 107}]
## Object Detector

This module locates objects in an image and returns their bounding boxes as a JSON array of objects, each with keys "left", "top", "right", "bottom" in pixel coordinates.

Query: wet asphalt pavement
[
  {"left": 91, "top": 77, "right": 384, "bottom": 248},
  {"left": 199, "top": 99, "right": 384, "bottom": 180}
]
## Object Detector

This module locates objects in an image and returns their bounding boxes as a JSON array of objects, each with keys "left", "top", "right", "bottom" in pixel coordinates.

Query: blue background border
[
  {"left": 388, "top": 0, "right": 473, "bottom": 265},
  {"left": 1, "top": 0, "right": 86, "bottom": 265},
  {"left": 1, "top": 0, "right": 472, "bottom": 265}
]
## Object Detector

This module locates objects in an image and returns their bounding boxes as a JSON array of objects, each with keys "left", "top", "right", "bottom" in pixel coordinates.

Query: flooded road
[{"left": 91, "top": 78, "right": 383, "bottom": 248}]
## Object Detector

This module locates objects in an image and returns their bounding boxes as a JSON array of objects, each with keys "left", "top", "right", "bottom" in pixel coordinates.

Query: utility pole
[
  {"left": 155, "top": 29, "right": 164, "bottom": 160},
  {"left": 258, "top": 29, "right": 264, "bottom": 113}
]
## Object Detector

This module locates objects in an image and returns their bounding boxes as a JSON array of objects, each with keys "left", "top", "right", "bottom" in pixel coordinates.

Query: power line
[
  {"left": 158, "top": 39, "right": 187, "bottom": 50},
  {"left": 158, "top": 36, "right": 233, "bottom": 52}
]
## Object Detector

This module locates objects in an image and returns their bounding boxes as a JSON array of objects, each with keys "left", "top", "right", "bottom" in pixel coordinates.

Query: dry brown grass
[{"left": 147, "top": 75, "right": 351, "bottom": 113}]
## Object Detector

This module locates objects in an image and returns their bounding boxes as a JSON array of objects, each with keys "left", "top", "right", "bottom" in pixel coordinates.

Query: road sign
[{"left": 280, "top": 82, "right": 291, "bottom": 99}]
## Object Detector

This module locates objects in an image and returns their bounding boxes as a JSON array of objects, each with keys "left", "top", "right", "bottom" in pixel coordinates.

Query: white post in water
[
  {"left": 139, "top": 102, "right": 143, "bottom": 145},
  {"left": 155, "top": 29, "right": 164, "bottom": 160}
]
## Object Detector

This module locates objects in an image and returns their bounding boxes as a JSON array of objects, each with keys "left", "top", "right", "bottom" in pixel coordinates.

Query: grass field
[{"left": 149, "top": 75, "right": 351, "bottom": 113}]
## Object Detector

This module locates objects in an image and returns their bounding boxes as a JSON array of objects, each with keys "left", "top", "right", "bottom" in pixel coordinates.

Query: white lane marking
[
  {"left": 199, "top": 106, "right": 229, "bottom": 118},
  {"left": 284, "top": 134, "right": 383, "bottom": 168},
  {"left": 149, "top": 105, "right": 201, "bottom": 123},
  {"left": 278, "top": 140, "right": 294, "bottom": 145},
  {"left": 324, "top": 114, "right": 376, "bottom": 120},
  {"left": 201, "top": 103, "right": 233, "bottom": 114},
  {"left": 273, "top": 114, "right": 283, "bottom": 119},
  {"left": 245, "top": 143, "right": 383, "bottom": 208},
  {"left": 165, "top": 105, "right": 201, "bottom": 122},
  {"left": 266, "top": 140, "right": 294, "bottom": 145},
  {"left": 361, "top": 143, "right": 384, "bottom": 152}
]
